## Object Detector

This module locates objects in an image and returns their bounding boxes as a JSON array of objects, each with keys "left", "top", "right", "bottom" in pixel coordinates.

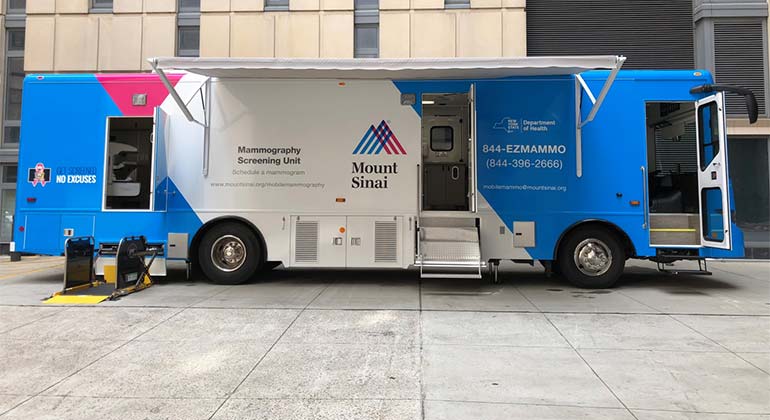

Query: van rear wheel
[
  {"left": 557, "top": 227, "right": 625, "bottom": 289},
  {"left": 198, "top": 222, "right": 263, "bottom": 285}
]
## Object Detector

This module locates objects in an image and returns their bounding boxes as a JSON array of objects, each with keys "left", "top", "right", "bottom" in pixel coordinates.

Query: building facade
[{"left": 1, "top": 0, "right": 768, "bottom": 256}]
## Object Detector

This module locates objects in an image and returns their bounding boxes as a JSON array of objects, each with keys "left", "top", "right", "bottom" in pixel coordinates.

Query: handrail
[
  {"left": 416, "top": 163, "right": 422, "bottom": 265},
  {"left": 641, "top": 166, "right": 649, "bottom": 230},
  {"left": 417, "top": 163, "right": 422, "bottom": 215}
]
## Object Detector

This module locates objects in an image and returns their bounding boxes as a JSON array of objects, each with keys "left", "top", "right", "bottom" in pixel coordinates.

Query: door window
[
  {"left": 701, "top": 187, "right": 725, "bottom": 242},
  {"left": 698, "top": 102, "right": 720, "bottom": 171},
  {"left": 430, "top": 126, "right": 454, "bottom": 151}
]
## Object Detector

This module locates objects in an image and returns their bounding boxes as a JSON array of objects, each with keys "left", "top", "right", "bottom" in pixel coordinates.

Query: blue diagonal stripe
[
  {"left": 364, "top": 126, "right": 380, "bottom": 154},
  {"left": 353, "top": 128, "right": 372, "bottom": 154},
  {"left": 359, "top": 128, "right": 377, "bottom": 155}
]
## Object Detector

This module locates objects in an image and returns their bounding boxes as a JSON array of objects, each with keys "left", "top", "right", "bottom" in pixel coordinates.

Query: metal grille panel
[
  {"left": 714, "top": 21, "right": 767, "bottom": 116},
  {"left": 527, "top": 0, "right": 694, "bottom": 69},
  {"left": 374, "top": 221, "right": 398, "bottom": 263},
  {"left": 295, "top": 221, "right": 319, "bottom": 263}
]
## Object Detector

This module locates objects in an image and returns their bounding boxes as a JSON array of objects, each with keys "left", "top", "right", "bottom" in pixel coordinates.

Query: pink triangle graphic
[{"left": 96, "top": 73, "right": 184, "bottom": 117}]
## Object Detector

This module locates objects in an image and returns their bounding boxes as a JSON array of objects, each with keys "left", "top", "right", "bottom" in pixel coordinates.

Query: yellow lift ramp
[{"left": 45, "top": 236, "right": 158, "bottom": 305}]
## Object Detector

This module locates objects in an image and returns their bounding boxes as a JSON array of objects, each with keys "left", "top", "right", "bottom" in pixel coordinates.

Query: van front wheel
[
  {"left": 198, "top": 222, "right": 263, "bottom": 285},
  {"left": 557, "top": 227, "right": 625, "bottom": 289}
]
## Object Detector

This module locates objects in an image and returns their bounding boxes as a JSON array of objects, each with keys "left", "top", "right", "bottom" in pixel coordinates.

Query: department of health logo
[
  {"left": 353, "top": 120, "right": 406, "bottom": 155},
  {"left": 493, "top": 117, "right": 520, "bottom": 133}
]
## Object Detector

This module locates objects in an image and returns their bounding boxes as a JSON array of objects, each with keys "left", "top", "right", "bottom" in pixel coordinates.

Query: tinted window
[
  {"left": 701, "top": 187, "right": 725, "bottom": 242},
  {"left": 698, "top": 101, "right": 720, "bottom": 171},
  {"left": 177, "top": 26, "right": 200, "bottom": 57},
  {"left": 430, "top": 126, "right": 453, "bottom": 151}
]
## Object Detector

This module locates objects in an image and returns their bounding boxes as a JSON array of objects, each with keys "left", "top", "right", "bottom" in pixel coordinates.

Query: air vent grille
[
  {"left": 714, "top": 21, "right": 767, "bottom": 116},
  {"left": 527, "top": 0, "right": 694, "bottom": 70},
  {"left": 374, "top": 221, "right": 398, "bottom": 263},
  {"left": 295, "top": 221, "right": 319, "bottom": 263}
]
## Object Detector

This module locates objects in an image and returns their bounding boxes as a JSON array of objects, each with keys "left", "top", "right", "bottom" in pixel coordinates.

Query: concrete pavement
[{"left": 0, "top": 257, "right": 768, "bottom": 419}]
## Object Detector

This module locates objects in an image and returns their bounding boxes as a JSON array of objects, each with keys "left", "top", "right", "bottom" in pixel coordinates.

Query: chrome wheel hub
[
  {"left": 573, "top": 238, "right": 612, "bottom": 277},
  {"left": 211, "top": 235, "right": 247, "bottom": 272}
]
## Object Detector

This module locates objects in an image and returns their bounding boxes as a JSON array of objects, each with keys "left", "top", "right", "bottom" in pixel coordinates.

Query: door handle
[
  {"left": 451, "top": 166, "right": 460, "bottom": 180},
  {"left": 333, "top": 237, "right": 343, "bottom": 246}
]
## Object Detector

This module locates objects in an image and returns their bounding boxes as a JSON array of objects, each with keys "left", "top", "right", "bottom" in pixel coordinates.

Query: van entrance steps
[
  {"left": 655, "top": 255, "right": 712, "bottom": 276},
  {"left": 417, "top": 217, "right": 483, "bottom": 279}
]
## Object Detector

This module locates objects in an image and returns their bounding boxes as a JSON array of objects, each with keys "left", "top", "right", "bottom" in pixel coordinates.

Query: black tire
[
  {"left": 557, "top": 226, "right": 625, "bottom": 289},
  {"left": 197, "top": 222, "right": 263, "bottom": 285}
]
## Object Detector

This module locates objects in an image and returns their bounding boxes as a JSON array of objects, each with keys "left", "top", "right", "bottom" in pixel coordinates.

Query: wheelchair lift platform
[{"left": 44, "top": 236, "right": 158, "bottom": 305}]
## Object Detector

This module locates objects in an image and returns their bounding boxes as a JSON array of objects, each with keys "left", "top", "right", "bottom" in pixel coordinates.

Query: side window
[
  {"left": 430, "top": 126, "right": 453, "bottom": 152},
  {"left": 698, "top": 101, "right": 720, "bottom": 171}
]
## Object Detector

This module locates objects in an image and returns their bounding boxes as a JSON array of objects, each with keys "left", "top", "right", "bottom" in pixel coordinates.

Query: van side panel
[{"left": 14, "top": 74, "right": 202, "bottom": 255}]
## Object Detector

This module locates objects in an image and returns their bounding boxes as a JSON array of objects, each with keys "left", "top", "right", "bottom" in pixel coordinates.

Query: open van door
[
  {"left": 153, "top": 107, "right": 169, "bottom": 212},
  {"left": 468, "top": 83, "right": 477, "bottom": 213},
  {"left": 695, "top": 93, "right": 731, "bottom": 250}
]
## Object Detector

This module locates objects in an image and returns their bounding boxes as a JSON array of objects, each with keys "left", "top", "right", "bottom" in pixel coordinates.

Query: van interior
[
  {"left": 105, "top": 117, "right": 154, "bottom": 210},
  {"left": 421, "top": 93, "right": 470, "bottom": 211},
  {"left": 645, "top": 102, "right": 700, "bottom": 246}
]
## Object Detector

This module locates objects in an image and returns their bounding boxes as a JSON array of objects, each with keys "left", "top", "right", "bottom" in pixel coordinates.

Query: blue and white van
[{"left": 13, "top": 56, "right": 758, "bottom": 287}]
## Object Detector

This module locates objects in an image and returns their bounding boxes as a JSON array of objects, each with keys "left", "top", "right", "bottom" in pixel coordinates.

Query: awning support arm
[
  {"left": 575, "top": 79, "right": 584, "bottom": 178},
  {"left": 579, "top": 56, "right": 626, "bottom": 128},
  {"left": 150, "top": 58, "right": 208, "bottom": 128},
  {"left": 575, "top": 74, "right": 596, "bottom": 104}
]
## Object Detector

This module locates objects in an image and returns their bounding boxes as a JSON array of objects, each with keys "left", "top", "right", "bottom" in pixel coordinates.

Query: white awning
[
  {"left": 149, "top": 56, "right": 625, "bottom": 79},
  {"left": 150, "top": 55, "right": 626, "bottom": 170}
]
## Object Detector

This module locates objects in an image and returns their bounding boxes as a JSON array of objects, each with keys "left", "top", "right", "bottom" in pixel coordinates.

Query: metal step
[
  {"left": 650, "top": 213, "right": 700, "bottom": 246},
  {"left": 656, "top": 257, "right": 712, "bottom": 276},
  {"left": 417, "top": 224, "right": 482, "bottom": 279},
  {"left": 421, "top": 226, "right": 478, "bottom": 242}
]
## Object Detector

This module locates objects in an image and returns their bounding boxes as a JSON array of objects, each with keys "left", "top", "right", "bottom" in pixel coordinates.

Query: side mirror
[
  {"left": 743, "top": 90, "right": 759, "bottom": 124},
  {"left": 690, "top": 84, "right": 759, "bottom": 124}
]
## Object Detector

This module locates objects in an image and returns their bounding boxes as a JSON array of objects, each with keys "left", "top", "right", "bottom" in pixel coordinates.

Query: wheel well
[
  {"left": 189, "top": 216, "right": 268, "bottom": 268},
  {"left": 554, "top": 220, "right": 636, "bottom": 260}
]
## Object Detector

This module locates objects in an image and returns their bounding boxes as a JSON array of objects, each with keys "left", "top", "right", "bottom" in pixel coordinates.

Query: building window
[
  {"left": 177, "top": 0, "right": 200, "bottom": 57},
  {"left": 178, "top": 0, "right": 200, "bottom": 11},
  {"left": 3, "top": 28, "right": 24, "bottom": 147},
  {"left": 728, "top": 137, "right": 770, "bottom": 259},
  {"left": 0, "top": 165, "right": 17, "bottom": 244},
  {"left": 90, "top": 0, "right": 113, "bottom": 12},
  {"left": 6, "top": 0, "right": 26, "bottom": 14},
  {"left": 177, "top": 26, "right": 200, "bottom": 57},
  {"left": 1, "top": 5, "right": 23, "bottom": 249},
  {"left": 354, "top": 0, "right": 378, "bottom": 58},
  {"left": 445, "top": 0, "right": 469, "bottom": 8},
  {"left": 265, "top": 0, "right": 289, "bottom": 11}
]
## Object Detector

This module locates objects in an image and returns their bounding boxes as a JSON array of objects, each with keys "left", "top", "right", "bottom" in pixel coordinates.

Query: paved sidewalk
[{"left": 0, "top": 258, "right": 768, "bottom": 419}]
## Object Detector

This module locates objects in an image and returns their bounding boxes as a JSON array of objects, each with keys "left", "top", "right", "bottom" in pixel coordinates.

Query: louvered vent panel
[
  {"left": 527, "top": 0, "right": 694, "bottom": 69},
  {"left": 714, "top": 21, "right": 767, "bottom": 116},
  {"left": 374, "top": 221, "right": 398, "bottom": 263},
  {"left": 655, "top": 123, "right": 698, "bottom": 173},
  {"left": 295, "top": 221, "right": 319, "bottom": 263}
]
